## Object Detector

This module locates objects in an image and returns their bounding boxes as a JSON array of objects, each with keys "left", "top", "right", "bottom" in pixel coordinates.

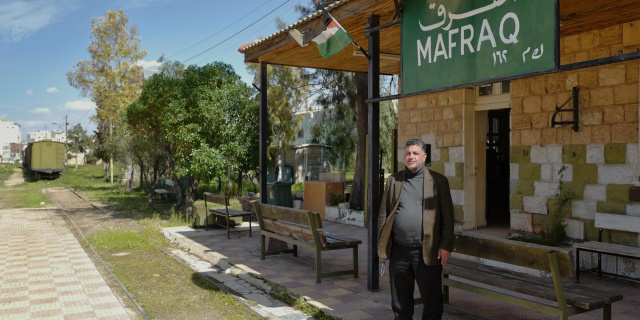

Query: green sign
[{"left": 401, "top": 0, "right": 558, "bottom": 95}]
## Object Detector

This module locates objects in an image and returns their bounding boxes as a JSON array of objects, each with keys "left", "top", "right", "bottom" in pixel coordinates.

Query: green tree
[
  {"left": 67, "top": 9, "right": 147, "bottom": 184},
  {"left": 163, "top": 63, "right": 257, "bottom": 217},
  {"left": 66, "top": 123, "right": 89, "bottom": 169},
  {"left": 126, "top": 69, "right": 182, "bottom": 208}
]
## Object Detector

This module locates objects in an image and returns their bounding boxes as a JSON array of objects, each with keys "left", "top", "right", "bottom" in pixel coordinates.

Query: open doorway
[{"left": 485, "top": 109, "right": 511, "bottom": 227}]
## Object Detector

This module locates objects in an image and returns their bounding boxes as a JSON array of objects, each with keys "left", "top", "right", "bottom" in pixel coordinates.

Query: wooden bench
[
  {"left": 574, "top": 212, "right": 640, "bottom": 282},
  {"left": 254, "top": 203, "right": 361, "bottom": 283},
  {"left": 203, "top": 193, "right": 253, "bottom": 239},
  {"left": 442, "top": 233, "right": 622, "bottom": 320},
  {"left": 154, "top": 179, "right": 175, "bottom": 199}
]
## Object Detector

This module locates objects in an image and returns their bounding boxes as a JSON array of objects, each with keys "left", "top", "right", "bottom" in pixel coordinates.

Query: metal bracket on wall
[{"left": 551, "top": 86, "right": 580, "bottom": 132}]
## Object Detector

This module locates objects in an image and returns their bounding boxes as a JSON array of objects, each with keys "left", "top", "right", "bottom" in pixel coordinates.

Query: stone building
[
  {"left": 240, "top": 0, "right": 640, "bottom": 279},
  {"left": 395, "top": 20, "right": 639, "bottom": 244}
]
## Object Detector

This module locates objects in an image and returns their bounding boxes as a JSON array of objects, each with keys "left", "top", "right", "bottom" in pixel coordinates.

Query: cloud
[
  {"left": 29, "top": 107, "right": 50, "bottom": 114},
  {"left": 25, "top": 89, "right": 34, "bottom": 96},
  {"left": 63, "top": 100, "right": 94, "bottom": 111},
  {"left": 0, "top": 0, "right": 77, "bottom": 42},
  {"left": 46, "top": 87, "right": 59, "bottom": 93},
  {"left": 137, "top": 59, "right": 162, "bottom": 78},
  {"left": 23, "top": 120, "right": 45, "bottom": 127},
  {"left": 123, "top": 0, "right": 167, "bottom": 9}
]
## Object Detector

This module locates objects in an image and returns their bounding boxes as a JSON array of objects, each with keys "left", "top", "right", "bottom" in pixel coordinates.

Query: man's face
[{"left": 404, "top": 145, "right": 427, "bottom": 172}]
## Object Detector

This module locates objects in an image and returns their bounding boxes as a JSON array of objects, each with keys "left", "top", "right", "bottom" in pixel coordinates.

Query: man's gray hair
[{"left": 405, "top": 139, "right": 426, "bottom": 152}]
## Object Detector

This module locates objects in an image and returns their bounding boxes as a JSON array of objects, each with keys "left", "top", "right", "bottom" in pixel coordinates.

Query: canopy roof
[{"left": 240, "top": 0, "right": 640, "bottom": 74}]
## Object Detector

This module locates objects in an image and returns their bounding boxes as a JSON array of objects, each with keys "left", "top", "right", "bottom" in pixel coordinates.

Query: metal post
[
  {"left": 260, "top": 62, "right": 268, "bottom": 204},
  {"left": 64, "top": 115, "right": 68, "bottom": 153},
  {"left": 367, "top": 14, "right": 380, "bottom": 292}
]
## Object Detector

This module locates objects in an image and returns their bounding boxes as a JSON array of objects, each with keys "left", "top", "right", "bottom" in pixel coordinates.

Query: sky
[{"left": 0, "top": 0, "right": 307, "bottom": 141}]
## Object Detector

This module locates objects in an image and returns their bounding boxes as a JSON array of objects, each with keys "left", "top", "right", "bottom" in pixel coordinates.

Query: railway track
[
  {"left": 46, "top": 187, "right": 295, "bottom": 320},
  {"left": 47, "top": 187, "right": 150, "bottom": 320}
]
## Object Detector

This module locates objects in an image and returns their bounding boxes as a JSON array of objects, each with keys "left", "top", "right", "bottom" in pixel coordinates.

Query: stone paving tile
[
  {"left": 165, "top": 221, "right": 640, "bottom": 320},
  {"left": 0, "top": 208, "right": 131, "bottom": 320}
]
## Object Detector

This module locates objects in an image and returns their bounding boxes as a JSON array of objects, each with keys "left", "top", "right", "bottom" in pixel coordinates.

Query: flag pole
[{"left": 316, "top": 2, "right": 371, "bottom": 60}]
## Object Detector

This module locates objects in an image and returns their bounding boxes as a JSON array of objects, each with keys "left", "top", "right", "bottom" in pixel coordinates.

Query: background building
[
  {"left": 27, "top": 130, "right": 66, "bottom": 144},
  {"left": 0, "top": 120, "right": 21, "bottom": 149},
  {"left": 27, "top": 130, "right": 51, "bottom": 143},
  {"left": 0, "top": 120, "right": 21, "bottom": 162}
]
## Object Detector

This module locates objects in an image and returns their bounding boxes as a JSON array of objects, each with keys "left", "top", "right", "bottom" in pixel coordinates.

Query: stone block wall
[
  {"left": 510, "top": 143, "right": 640, "bottom": 244},
  {"left": 510, "top": 59, "right": 638, "bottom": 146},
  {"left": 509, "top": 21, "right": 640, "bottom": 246},
  {"left": 397, "top": 89, "right": 465, "bottom": 149},
  {"left": 561, "top": 21, "right": 640, "bottom": 65}
]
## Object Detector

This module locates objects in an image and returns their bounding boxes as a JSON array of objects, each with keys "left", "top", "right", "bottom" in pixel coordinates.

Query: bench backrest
[
  {"left": 254, "top": 203, "right": 326, "bottom": 246},
  {"left": 453, "top": 233, "right": 575, "bottom": 277},
  {"left": 164, "top": 179, "right": 175, "bottom": 191},
  {"left": 595, "top": 212, "right": 640, "bottom": 234},
  {"left": 203, "top": 192, "right": 229, "bottom": 208}
]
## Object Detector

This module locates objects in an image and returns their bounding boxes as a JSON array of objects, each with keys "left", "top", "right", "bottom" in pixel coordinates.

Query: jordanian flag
[{"left": 312, "top": 18, "right": 353, "bottom": 59}]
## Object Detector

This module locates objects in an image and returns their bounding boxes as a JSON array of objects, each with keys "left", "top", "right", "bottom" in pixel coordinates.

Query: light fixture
[{"left": 353, "top": 51, "right": 400, "bottom": 61}]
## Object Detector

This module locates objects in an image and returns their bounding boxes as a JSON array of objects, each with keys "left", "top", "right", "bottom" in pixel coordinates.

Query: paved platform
[
  {"left": 0, "top": 208, "right": 131, "bottom": 320},
  {"left": 163, "top": 221, "right": 640, "bottom": 320}
]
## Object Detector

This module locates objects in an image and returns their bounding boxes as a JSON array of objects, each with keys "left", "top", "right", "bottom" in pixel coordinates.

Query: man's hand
[{"left": 438, "top": 249, "right": 451, "bottom": 265}]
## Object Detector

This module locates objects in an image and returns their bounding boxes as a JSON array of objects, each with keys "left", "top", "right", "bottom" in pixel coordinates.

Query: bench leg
[
  {"left": 597, "top": 252, "right": 602, "bottom": 278},
  {"left": 316, "top": 249, "right": 322, "bottom": 284},
  {"left": 226, "top": 213, "right": 231, "bottom": 239},
  {"left": 293, "top": 245, "right": 298, "bottom": 257},
  {"left": 260, "top": 234, "right": 266, "bottom": 260},
  {"left": 576, "top": 249, "right": 580, "bottom": 283},
  {"left": 603, "top": 303, "right": 611, "bottom": 320},
  {"left": 443, "top": 274, "right": 449, "bottom": 304},
  {"left": 352, "top": 246, "right": 358, "bottom": 278}
]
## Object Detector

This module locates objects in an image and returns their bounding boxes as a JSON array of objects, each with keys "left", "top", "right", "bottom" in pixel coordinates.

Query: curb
[{"left": 162, "top": 228, "right": 318, "bottom": 320}]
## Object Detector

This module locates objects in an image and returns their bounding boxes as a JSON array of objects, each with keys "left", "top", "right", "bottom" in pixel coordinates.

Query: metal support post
[
  {"left": 367, "top": 14, "right": 380, "bottom": 292},
  {"left": 259, "top": 62, "right": 268, "bottom": 204}
]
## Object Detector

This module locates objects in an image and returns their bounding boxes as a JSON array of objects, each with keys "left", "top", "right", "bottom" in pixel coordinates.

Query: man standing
[{"left": 378, "top": 139, "right": 454, "bottom": 320}]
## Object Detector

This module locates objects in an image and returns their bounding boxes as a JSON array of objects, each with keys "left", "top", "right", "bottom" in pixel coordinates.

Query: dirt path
[{"left": 4, "top": 168, "right": 25, "bottom": 186}]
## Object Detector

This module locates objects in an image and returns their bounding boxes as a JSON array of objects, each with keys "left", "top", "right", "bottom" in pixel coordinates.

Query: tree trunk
[
  {"left": 173, "top": 176, "right": 184, "bottom": 212},
  {"left": 148, "top": 164, "right": 159, "bottom": 210},
  {"left": 277, "top": 126, "right": 284, "bottom": 181},
  {"left": 250, "top": 171, "right": 257, "bottom": 193},
  {"left": 350, "top": 72, "right": 369, "bottom": 211},
  {"left": 126, "top": 163, "right": 134, "bottom": 192},
  {"left": 109, "top": 122, "right": 114, "bottom": 184},
  {"left": 75, "top": 152, "right": 79, "bottom": 170},
  {"left": 147, "top": 178, "right": 155, "bottom": 210},
  {"left": 237, "top": 170, "right": 243, "bottom": 196},
  {"left": 138, "top": 162, "right": 144, "bottom": 186},
  {"left": 185, "top": 176, "right": 198, "bottom": 219}
]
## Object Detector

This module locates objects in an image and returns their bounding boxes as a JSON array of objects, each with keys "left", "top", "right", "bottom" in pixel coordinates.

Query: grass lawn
[{"left": 0, "top": 164, "right": 261, "bottom": 320}]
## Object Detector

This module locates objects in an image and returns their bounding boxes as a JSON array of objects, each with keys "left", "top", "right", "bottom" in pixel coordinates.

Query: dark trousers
[{"left": 389, "top": 242, "right": 443, "bottom": 320}]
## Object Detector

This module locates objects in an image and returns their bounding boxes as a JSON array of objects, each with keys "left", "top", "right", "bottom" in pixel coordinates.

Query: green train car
[{"left": 23, "top": 140, "right": 66, "bottom": 180}]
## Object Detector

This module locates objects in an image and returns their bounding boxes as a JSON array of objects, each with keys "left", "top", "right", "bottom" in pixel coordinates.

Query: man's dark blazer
[{"left": 377, "top": 167, "right": 455, "bottom": 266}]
